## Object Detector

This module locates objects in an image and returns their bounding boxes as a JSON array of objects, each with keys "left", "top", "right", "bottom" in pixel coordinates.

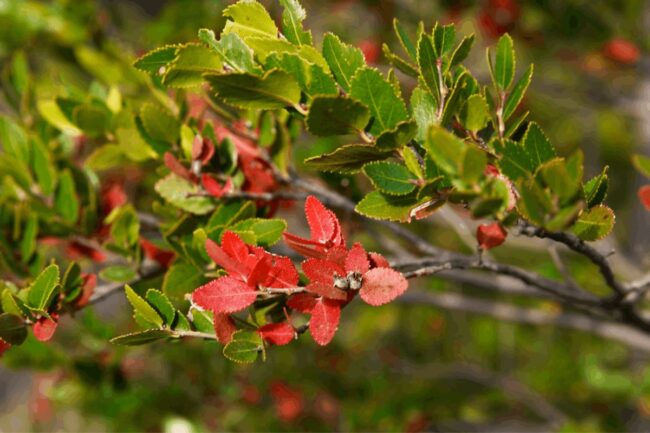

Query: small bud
[
  {"left": 347, "top": 271, "right": 363, "bottom": 291},
  {"left": 333, "top": 274, "right": 349, "bottom": 290}
]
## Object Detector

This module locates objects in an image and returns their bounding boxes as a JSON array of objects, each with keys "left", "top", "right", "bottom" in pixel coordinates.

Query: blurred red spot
[
  {"left": 477, "top": 223, "right": 507, "bottom": 250},
  {"left": 270, "top": 381, "right": 304, "bottom": 423},
  {"left": 359, "top": 39, "right": 380, "bottom": 64},
  {"left": 603, "top": 38, "right": 640, "bottom": 65},
  {"left": 639, "top": 185, "right": 650, "bottom": 210}
]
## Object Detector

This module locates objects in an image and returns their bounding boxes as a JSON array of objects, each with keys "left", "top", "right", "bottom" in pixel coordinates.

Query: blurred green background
[{"left": 0, "top": 0, "right": 649, "bottom": 431}]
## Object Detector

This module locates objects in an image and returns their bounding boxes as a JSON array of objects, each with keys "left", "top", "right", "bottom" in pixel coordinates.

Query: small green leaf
[
  {"left": 124, "top": 284, "right": 164, "bottom": 329},
  {"left": 449, "top": 34, "right": 475, "bottom": 68},
  {"left": 222, "top": 0, "right": 278, "bottom": 39},
  {"left": 305, "top": 144, "right": 392, "bottom": 173},
  {"left": 0, "top": 313, "right": 27, "bottom": 345},
  {"left": 632, "top": 154, "right": 650, "bottom": 178},
  {"left": 205, "top": 70, "right": 301, "bottom": 110},
  {"left": 146, "top": 290, "right": 176, "bottom": 325},
  {"left": 393, "top": 19, "right": 417, "bottom": 60},
  {"left": 424, "top": 125, "right": 466, "bottom": 175},
  {"left": 0, "top": 117, "right": 29, "bottom": 163},
  {"left": 540, "top": 158, "right": 582, "bottom": 203},
  {"left": 363, "top": 161, "right": 417, "bottom": 195},
  {"left": 503, "top": 64, "right": 533, "bottom": 120},
  {"left": 411, "top": 86, "right": 437, "bottom": 142},
  {"left": 322, "top": 33, "right": 365, "bottom": 92},
  {"left": 2, "top": 289, "right": 25, "bottom": 317},
  {"left": 163, "top": 43, "right": 223, "bottom": 88},
  {"left": 199, "top": 30, "right": 260, "bottom": 75},
  {"left": 375, "top": 121, "right": 417, "bottom": 151},
  {"left": 355, "top": 191, "right": 428, "bottom": 222},
  {"left": 382, "top": 44, "right": 418, "bottom": 77},
  {"left": 110, "top": 329, "right": 172, "bottom": 346},
  {"left": 571, "top": 205, "right": 615, "bottom": 241},
  {"left": 155, "top": 173, "right": 215, "bottom": 215},
  {"left": 433, "top": 23, "right": 455, "bottom": 57},
  {"left": 27, "top": 264, "right": 60, "bottom": 311},
  {"left": 99, "top": 265, "right": 137, "bottom": 283},
  {"left": 417, "top": 34, "right": 441, "bottom": 103},
  {"left": 54, "top": 169, "right": 79, "bottom": 224},
  {"left": 72, "top": 104, "right": 109, "bottom": 137},
  {"left": 223, "top": 330, "right": 263, "bottom": 363},
  {"left": 191, "top": 309, "right": 215, "bottom": 334},
  {"left": 516, "top": 178, "right": 553, "bottom": 225},
  {"left": 230, "top": 218, "right": 287, "bottom": 246},
  {"left": 279, "top": 0, "right": 312, "bottom": 45},
  {"left": 19, "top": 215, "right": 38, "bottom": 263},
  {"left": 306, "top": 96, "right": 370, "bottom": 136},
  {"left": 37, "top": 100, "right": 82, "bottom": 135},
  {"left": 163, "top": 262, "right": 207, "bottom": 305},
  {"left": 460, "top": 94, "right": 489, "bottom": 132},
  {"left": 140, "top": 103, "right": 180, "bottom": 143},
  {"left": 494, "top": 33, "right": 515, "bottom": 90},
  {"left": 401, "top": 147, "right": 424, "bottom": 179},
  {"left": 133, "top": 45, "right": 178, "bottom": 73},
  {"left": 350, "top": 67, "right": 408, "bottom": 136},
  {"left": 496, "top": 122, "right": 555, "bottom": 181},
  {"left": 31, "top": 138, "right": 57, "bottom": 196}
]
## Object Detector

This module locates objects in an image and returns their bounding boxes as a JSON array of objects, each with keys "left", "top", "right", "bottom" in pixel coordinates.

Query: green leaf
[
  {"left": 0, "top": 313, "right": 27, "bottom": 345},
  {"left": 109, "top": 205, "right": 140, "bottom": 248},
  {"left": 433, "top": 23, "right": 455, "bottom": 57},
  {"left": 163, "top": 44, "right": 222, "bottom": 88},
  {"left": 54, "top": 169, "right": 79, "bottom": 224},
  {"left": 355, "top": 191, "right": 428, "bottom": 222},
  {"left": 382, "top": 44, "right": 418, "bottom": 77},
  {"left": 155, "top": 173, "right": 215, "bottom": 215},
  {"left": 540, "top": 158, "right": 581, "bottom": 203},
  {"left": 146, "top": 290, "right": 176, "bottom": 325},
  {"left": 223, "top": 330, "right": 263, "bottom": 363},
  {"left": 2, "top": 289, "right": 26, "bottom": 317},
  {"left": 222, "top": 0, "right": 278, "bottom": 39},
  {"left": 163, "top": 262, "right": 207, "bottom": 305},
  {"left": 0, "top": 117, "right": 29, "bottom": 163},
  {"left": 494, "top": 33, "right": 515, "bottom": 90},
  {"left": 306, "top": 96, "right": 370, "bottom": 136},
  {"left": 133, "top": 45, "right": 178, "bottom": 73},
  {"left": 350, "top": 67, "right": 408, "bottom": 136},
  {"left": 460, "top": 94, "right": 489, "bottom": 132},
  {"left": 503, "top": 64, "right": 533, "bottom": 120},
  {"left": 424, "top": 125, "right": 466, "bottom": 175},
  {"left": 125, "top": 284, "right": 164, "bottom": 329},
  {"left": 516, "top": 178, "right": 553, "bottom": 226},
  {"left": 230, "top": 218, "right": 287, "bottom": 246},
  {"left": 27, "top": 264, "right": 60, "bottom": 311},
  {"left": 417, "top": 34, "right": 441, "bottom": 103},
  {"left": 496, "top": 122, "right": 555, "bottom": 181},
  {"left": 375, "top": 121, "right": 417, "bottom": 151},
  {"left": 363, "top": 161, "right": 417, "bottom": 195},
  {"left": 449, "top": 34, "right": 475, "bottom": 68},
  {"left": 322, "top": 33, "right": 365, "bottom": 92},
  {"left": 140, "top": 103, "right": 180, "bottom": 143},
  {"left": 99, "top": 265, "right": 137, "bottom": 283},
  {"left": 110, "top": 329, "right": 173, "bottom": 346},
  {"left": 199, "top": 30, "right": 260, "bottom": 75},
  {"left": 72, "top": 104, "right": 109, "bottom": 137},
  {"left": 571, "top": 205, "right": 615, "bottom": 241},
  {"left": 393, "top": 19, "right": 417, "bottom": 60},
  {"left": 305, "top": 144, "right": 392, "bottom": 173},
  {"left": 37, "top": 100, "right": 82, "bottom": 135},
  {"left": 279, "top": 0, "right": 312, "bottom": 45},
  {"left": 411, "top": 86, "right": 437, "bottom": 142},
  {"left": 190, "top": 309, "right": 215, "bottom": 334},
  {"left": 205, "top": 70, "right": 301, "bottom": 110},
  {"left": 632, "top": 154, "right": 650, "bottom": 178},
  {"left": 19, "top": 215, "right": 38, "bottom": 263},
  {"left": 31, "top": 138, "right": 57, "bottom": 196},
  {"left": 401, "top": 147, "right": 424, "bottom": 179}
]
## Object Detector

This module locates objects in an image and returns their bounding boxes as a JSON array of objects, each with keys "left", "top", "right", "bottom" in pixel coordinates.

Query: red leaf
[
  {"left": 221, "top": 231, "right": 250, "bottom": 264},
  {"left": 639, "top": 185, "right": 650, "bottom": 211},
  {"left": 302, "top": 259, "right": 345, "bottom": 285},
  {"left": 75, "top": 273, "right": 96, "bottom": 308},
  {"left": 359, "top": 39, "right": 380, "bottom": 64},
  {"left": 369, "top": 252, "right": 390, "bottom": 268},
  {"left": 264, "top": 255, "right": 300, "bottom": 288},
  {"left": 287, "top": 293, "right": 318, "bottom": 313},
  {"left": 305, "top": 196, "right": 336, "bottom": 243},
  {"left": 345, "top": 243, "right": 370, "bottom": 274},
  {"left": 202, "top": 174, "right": 233, "bottom": 198},
  {"left": 213, "top": 314, "right": 237, "bottom": 344},
  {"left": 205, "top": 238, "right": 248, "bottom": 279},
  {"left": 306, "top": 282, "right": 348, "bottom": 300},
  {"left": 247, "top": 254, "right": 273, "bottom": 288},
  {"left": 33, "top": 314, "right": 59, "bottom": 342},
  {"left": 0, "top": 339, "right": 10, "bottom": 357},
  {"left": 476, "top": 223, "right": 507, "bottom": 250},
  {"left": 283, "top": 232, "right": 328, "bottom": 259},
  {"left": 192, "top": 276, "right": 258, "bottom": 313},
  {"left": 258, "top": 322, "right": 295, "bottom": 346},
  {"left": 325, "top": 245, "right": 348, "bottom": 267},
  {"left": 359, "top": 268, "right": 408, "bottom": 306},
  {"left": 140, "top": 238, "right": 175, "bottom": 268},
  {"left": 101, "top": 182, "right": 127, "bottom": 215},
  {"left": 192, "top": 136, "right": 215, "bottom": 164},
  {"left": 164, "top": 152, "right": 194, "bottom": 181},
  {"left": 310, "top": 298, "right": 341, "bottom": 346}
]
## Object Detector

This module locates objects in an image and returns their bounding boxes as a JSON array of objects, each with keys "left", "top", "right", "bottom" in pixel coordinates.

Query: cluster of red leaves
[{"left": 191, "top": 196, "right": 408, "bottom": 347}]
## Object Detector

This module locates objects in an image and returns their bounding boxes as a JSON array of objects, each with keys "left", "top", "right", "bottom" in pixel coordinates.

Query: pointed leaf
[
  {"left": 494, "top": 34, "right": 515, "bottom": 90},
  {"left": 305, "top": 144, "right": 392, "bottom": 173},
  {"left": 306, "top": 96, "right": 370, "bottom": 136},
  {"left": 192, "top": 276, "right": 258, "bottom": 314},
  {"left": 27, "top": 264, "right": 60, "bottom": 311},
  {"left": 279, "top": 0, "right": 312, "bottom": 45},
  {"left": 111, "top": 329, "right": 173, "bottom": 346},
  {"left": 503, "top": 64, "right": 533, "bottom": 120},
  {"left": 310, "top": 298, "right": 341, "bottom": 346},
  {"left": 322, "top": 33, "right": 365, "bottom": 92},
  {"left": 205, "top": 70, "right": 301, "bottom": 109},
  {"left": 125, "top": 284, "right": 164, "bottom": 329},
  {"left": 363, "top": 161, "right": 417, "bottom": 195}
]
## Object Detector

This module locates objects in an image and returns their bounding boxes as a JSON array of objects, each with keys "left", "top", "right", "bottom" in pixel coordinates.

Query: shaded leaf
[
  {"left": 571, "top": 205, "right": 615, "bottom": 241},
  {"left": 363, "top": 161, "right": 417, "bottom": 195},
  {"left": 306, "top": 96, "right": 370, "bottom": 136},
  {"left": 305, "top": 144, "right": 392, "bottom": 173},
  {"left": 205, "top": 70, "right": 301, "bottom": 109},
  {"left": 111, "top": 329, "right": 173, "bottom": 346}
]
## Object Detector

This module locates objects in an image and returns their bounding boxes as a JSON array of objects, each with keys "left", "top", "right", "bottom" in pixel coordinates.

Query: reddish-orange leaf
[
  {"left": 205, "top": 238, "right": 248, "bottom": 279},
  {"left": 192, "top": 276, "right": 258, "bottom": 313},
  {"left": 213, "top": 313, "right": 237, "bottom": 344},
  {"left": 639, "top": 185, "right": 650, "bottom": 211},
  {"left": 75, "top": 273, "right": 97, "bottom": 308},
  {"left": 359, "top": 268, "right": 408, "bottom": 306},
  {"left": 369, "top": 252, "right": 390, "bottom": 268},
  {"left": 258, "top": 322, "right": 295, "bottom": 346},
  {"left": 305, "top": 196, "right": 336, "bottom": 243},
  {"left": 33, "top": 314, "right": 59, "bottom": 342},
  {"left": 264, "top": 255, "right": 300, "bottom": 288},
  {"left": 286, "top": 293, "right": 318, "bottom": 313},
  {"left": 476, "top": 223, "right": 507, "bottom": 250},
  {"left": 202, "top": 174, "right": 233, "bottom": 198},
  {"left": 164, "top": 152, "right": 193, "bottom": 181},
  {"left": 302, "top": 259, "right": 345, "bottom": 285},
  {"left": 310, "top": 298, "right": 341, "bottom": 346},
  {"left": 345, "top": 243, "right": 370, "bottom": 274}
]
